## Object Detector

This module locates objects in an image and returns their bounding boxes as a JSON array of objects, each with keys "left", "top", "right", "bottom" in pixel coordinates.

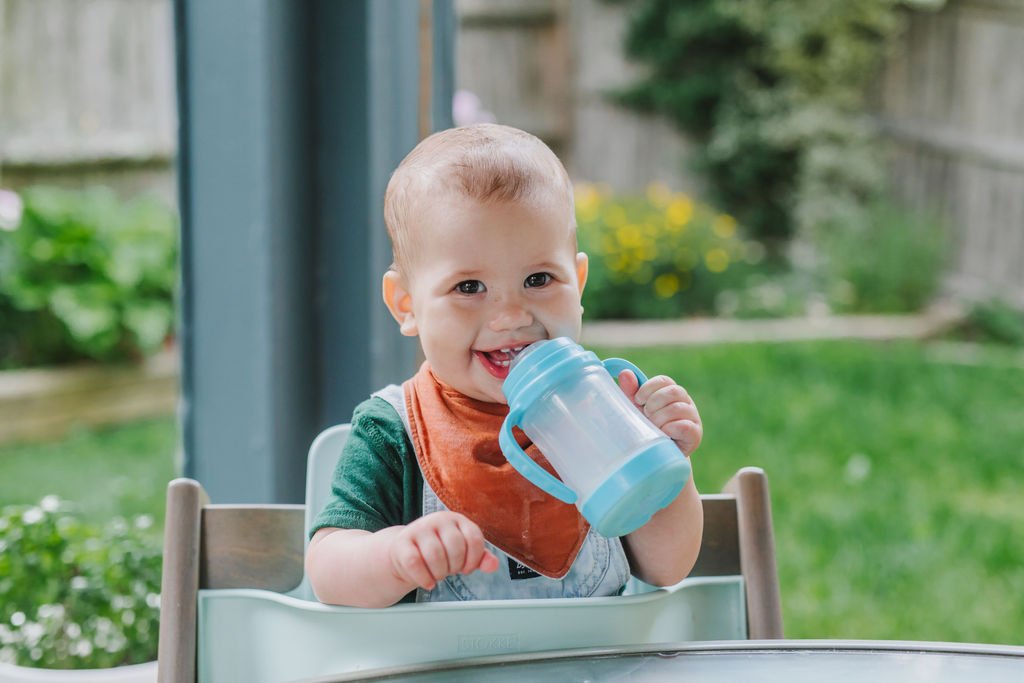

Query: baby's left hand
[{"left": 618, "top": 372, "right": 702, "bottom": 456}]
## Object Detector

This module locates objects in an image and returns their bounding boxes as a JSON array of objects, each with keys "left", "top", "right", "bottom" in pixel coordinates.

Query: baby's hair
[{"left": 384, "top": 123, "right": 574, "bottom": 272}]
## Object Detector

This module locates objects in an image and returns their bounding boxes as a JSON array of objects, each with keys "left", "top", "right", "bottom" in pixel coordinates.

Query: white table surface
[{"left": 305, "top": 640, "right": 1024, "bottom": 683}]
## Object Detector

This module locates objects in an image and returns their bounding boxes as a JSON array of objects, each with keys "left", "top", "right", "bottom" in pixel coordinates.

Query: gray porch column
[{"left": 174, "top": 0, "right": 454, "bottom": 503}]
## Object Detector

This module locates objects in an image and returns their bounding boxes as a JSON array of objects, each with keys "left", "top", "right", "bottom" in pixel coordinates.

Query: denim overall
[{"left": 374, "top": 385, "right": 631, "bottom": 602}]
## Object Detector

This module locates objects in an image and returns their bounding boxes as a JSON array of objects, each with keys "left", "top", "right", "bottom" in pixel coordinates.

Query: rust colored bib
[{"left": 403, "top": 363, "right": 589, "bottom": 579}]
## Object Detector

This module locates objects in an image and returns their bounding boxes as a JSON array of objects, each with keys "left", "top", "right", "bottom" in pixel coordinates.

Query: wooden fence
[
  {"left": 455, "top": 0, "right": 700, "bottom": 194},
  {"left": 1, "top": 0, "right": 1020, "bottom": 307},
  {"left": 0, "top": 0, "right": 177, "bottom": 202},
  {"left": 458, "top": 0, "right": 1024, "bottom": 308},
  {"left": 876, "top": 0, "right": 1024, "bottom": 307}
]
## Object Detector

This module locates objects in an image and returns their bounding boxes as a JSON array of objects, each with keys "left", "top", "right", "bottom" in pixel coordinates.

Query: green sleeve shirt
[{"left": 309, "top": 396, "right": 423, "bottom": 537}]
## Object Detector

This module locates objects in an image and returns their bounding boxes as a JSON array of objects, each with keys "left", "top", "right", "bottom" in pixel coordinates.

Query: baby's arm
[
  {"left": 306, "top": 511, "right": 500, "bottom": 608},
  {"left": 616, "top": 372, "right": 705, "bottom": 586}
]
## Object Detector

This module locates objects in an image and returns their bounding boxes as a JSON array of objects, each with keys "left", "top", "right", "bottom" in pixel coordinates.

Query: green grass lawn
[
  {"left": 593, "top": 340, "right": 1024, "bottom": 646},
  {"left": 0, "top": 417, "right": 178, "bottom": 530},
  {"left": 1, "top": 339, "right": 1022, "bottom": 645}
]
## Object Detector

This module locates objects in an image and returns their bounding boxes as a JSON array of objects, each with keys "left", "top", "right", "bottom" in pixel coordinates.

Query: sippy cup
[{"left": 498, "top": 337, "right": 692, "bottom": 537}]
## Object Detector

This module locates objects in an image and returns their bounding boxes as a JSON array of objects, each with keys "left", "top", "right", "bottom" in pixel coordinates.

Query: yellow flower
[
  {"left": 575, "top": 182, "right": 599, "bottom": 209},
  {"left": 646, "top": 182, "right": 672, "bottom": 207},
  {"left": 605, "top": 205, "right": 628, "bottom": 228},
  {"left": 574, "top": 183, "right": 602, "bottom": 223},
  {"left": 616, "top": 224, "right": 643, "bottom": 247},
  {"left": 667, "top": 197, "right": 694, "bottom": 228},
  {"left": 608, "top": 254, "right": 629, "bottom": 274},
  {"left": 713, "top": 214, "right": 737, "bottom": 238},
  {"left": 705, "top": 247, "right": 730, "bottom": 273},
  {"left": 653, "top": 273, "right": 680, "bottom": 299}
]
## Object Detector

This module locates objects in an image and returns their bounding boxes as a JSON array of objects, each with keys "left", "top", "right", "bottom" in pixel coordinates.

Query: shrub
[
  {"left": 0, "top": 497, "right": 161, "bottom": 669},
  {"left": 956, "top": 300, "right": 1024, "bottom": 347},
  {"left": 576, "top": 182, "right": 767, "bottom": 319},
  {"left": 817, "top": 199, "right": 947, "bottom": 313},
  {"left": 610, "top": 0, "right": 947, "bottom": 250},
  {"left": 0, "top": 187, "right": 178, "bottom": 368}
]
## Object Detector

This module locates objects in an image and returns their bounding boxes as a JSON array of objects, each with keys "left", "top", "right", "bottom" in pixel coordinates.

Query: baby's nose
[{"left": 488, "top": 301, "right": 533, "bottom": 332}]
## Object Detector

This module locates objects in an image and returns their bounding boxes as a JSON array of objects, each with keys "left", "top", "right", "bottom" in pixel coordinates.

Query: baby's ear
[
  {"left": 575, "top": 252, "right": 589, "bottom": 295},
  {"left": 382, "top": 270, "right": 418, "bottom": 336}
]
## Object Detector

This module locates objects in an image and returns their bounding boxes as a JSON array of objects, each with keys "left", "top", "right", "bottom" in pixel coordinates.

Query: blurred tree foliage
[{"left": 609, "top": 0, "right": 945, "bottom": 249}]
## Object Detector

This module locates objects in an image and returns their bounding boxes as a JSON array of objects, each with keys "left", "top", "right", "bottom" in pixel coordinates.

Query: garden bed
[
  {"left": 581, "top": 305, "right": 963, "bottom": 348},
  {"left": 0, "top": 349, "right": 178, "bottom": 446}
]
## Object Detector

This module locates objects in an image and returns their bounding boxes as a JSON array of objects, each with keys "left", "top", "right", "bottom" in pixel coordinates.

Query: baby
[{"left": 306, "top": 124, "right": 704, "bottom": 607}]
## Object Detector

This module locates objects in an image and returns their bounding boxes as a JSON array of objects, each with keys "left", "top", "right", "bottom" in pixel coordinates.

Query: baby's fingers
[
  {"left": 632, "top": 375, "right": 679, "bottom": 407},
  {"left": 659, "top": 418, "right": 703, "bottom": 455},
  {"left": 437, "top": 524, "right": 468, "bottom": 577},
  {"left": 617, "top": 369, "right": 641, "bottom": 402},
  {"left": 457, "top": 517, "right": 500, "bottom": 574},
  {"left": 391, "top": 541, "right": 437, "bottom": 590},
  {"left": 414, "top": 533, "right": 452, "bottom": 586}
]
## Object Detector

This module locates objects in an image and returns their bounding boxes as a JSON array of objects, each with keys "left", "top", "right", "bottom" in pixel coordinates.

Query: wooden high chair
[{"left": 157, "top": 424, "right": 782, "bottom": 682}]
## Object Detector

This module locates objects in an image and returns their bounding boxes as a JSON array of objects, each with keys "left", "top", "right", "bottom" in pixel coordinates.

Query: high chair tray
[{"left": 197, "top": 575, "right": 746, "bottom": 683}]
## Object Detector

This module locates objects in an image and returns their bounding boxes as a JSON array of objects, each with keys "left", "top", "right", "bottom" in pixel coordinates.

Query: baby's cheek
[{"left": 546, "top": 316, "right": 582, "bottom": 341}]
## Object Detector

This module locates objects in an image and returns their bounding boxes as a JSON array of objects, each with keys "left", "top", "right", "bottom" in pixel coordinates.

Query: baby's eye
[
  {"left": 524, "top": 272, "right": 552, "bottom": 288},
  {"left": 455, "top": 280, "right": 486, "bottom": 294}
]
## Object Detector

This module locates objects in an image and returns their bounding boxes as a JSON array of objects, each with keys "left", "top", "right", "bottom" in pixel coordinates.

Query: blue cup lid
[{"left": 502, "top": 337, "right": 599, "bottom": 410}]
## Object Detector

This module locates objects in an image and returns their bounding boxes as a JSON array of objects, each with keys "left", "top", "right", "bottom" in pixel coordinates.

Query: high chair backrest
[
  {"left": 304, "top": 424, "right": 352, "bottom": 547},
  {"left": 158, "top": 424, "right": 783, "bottom": 683},
  {"left": 290, "top": 424, "right": 352, "bottom": 601}
]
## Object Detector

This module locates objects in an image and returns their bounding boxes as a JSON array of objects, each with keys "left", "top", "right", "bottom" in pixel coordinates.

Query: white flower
[
  {"left": 22, "top": 622, "right": 45, "bottom": 647},
  {"left": 0, "top": 189, "right": 23, "bottom": 231},
  {"left": 37, "top": 603, "right": 65, "bottom": 620},
  {"left": 72, "top": 639, "right": 93, "bottom": 657},
  {"left": 10, "top": 612, "right": 25, "bottom": 627},
  {"left": 134, "top": 514, "right": 154, "bottom": 530},
  {"left": 844, "top": 453, "right": 872, "bottom": 483},
  {"left": 40, "top": 495, "right": 60, "bottom": 512},
  {"left": 71, "top": 576, "right": 89, "bottom": 590},
  {"left": 146, "top": 592, "right": 161, "bottom": 608},
  {"left": 111, "top": 595, "right": 133, "bottom": 610},
  {"left": 21, "top": 507, "right": 43, "bottom": 525}
]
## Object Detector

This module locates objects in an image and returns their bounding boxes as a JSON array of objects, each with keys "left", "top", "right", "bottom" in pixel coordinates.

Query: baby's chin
[
  {"left": 443, "top": 372, "right": 509, "bottom": 405},
  {"left": 467, "top": 383, "right": 509, "bottom": 405}
]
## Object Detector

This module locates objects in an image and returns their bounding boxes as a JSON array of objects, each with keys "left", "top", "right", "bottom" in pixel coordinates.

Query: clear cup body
[{"left": 518, "top": 366, "right": 668, "bottom": 502}]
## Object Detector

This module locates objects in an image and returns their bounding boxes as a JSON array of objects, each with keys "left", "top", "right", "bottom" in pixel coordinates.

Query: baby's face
[{"left": 398, "top": 192, "right": 586, "bottom": 404}]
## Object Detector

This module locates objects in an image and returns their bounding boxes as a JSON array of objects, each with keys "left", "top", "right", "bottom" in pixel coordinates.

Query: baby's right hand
[{"left": 388, "top": 511, "right": 500, "bottom": 590}]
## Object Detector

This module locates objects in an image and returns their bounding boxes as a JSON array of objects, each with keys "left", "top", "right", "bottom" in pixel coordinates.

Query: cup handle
[
  {"left": 499, "top": 412, "right": 577, "bottom": 504},
  {"left": 602, "top": 358, "right": 649, "bottom": 386}
]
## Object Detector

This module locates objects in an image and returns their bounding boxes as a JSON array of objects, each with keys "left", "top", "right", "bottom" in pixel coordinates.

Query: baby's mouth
[{"left": 474, "top": 345, "right": 528, "bottom": 379}]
